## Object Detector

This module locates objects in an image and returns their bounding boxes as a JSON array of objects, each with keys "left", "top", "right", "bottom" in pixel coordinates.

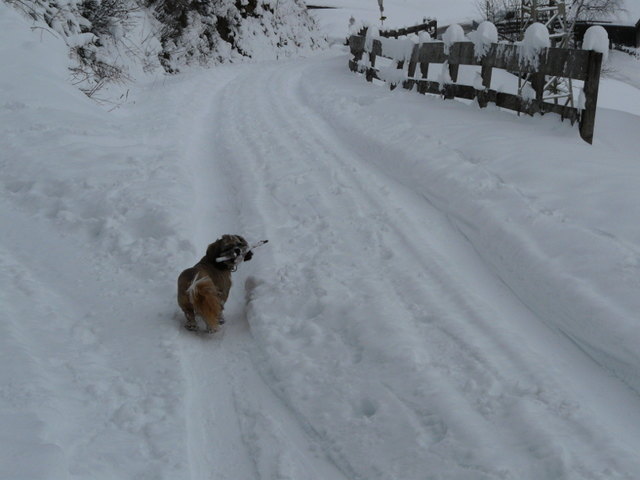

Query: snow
[
  {"left": 583, "top": 0, "right": 640, "bottom": 26},
  {"left": 3, "top": 1, "right": 640, "bottom": 480},
  {"left": 377, "top": 65, "right": 407, "bottom": 85},
  {"left": 309, "top": 0, "right": 478, "bottom": 44},
  {"left": 520, "top": 22, "right": 551, "bottom": 65},
  {"left": 442, "top": 23, "right": 465, "bottom": 53},
  {"left": 583, "top": 25, "right": 610, "bottom": 62},
  {"left": 467, "top": 21, "right": 498, "bottom": 58},
  {"left": 438, "top": 61, "right": 453, "bottom": 85},
  {"left": 379, "top": 36, "right": 416, "bottom": 62},
  {"left": 364, "top": 24, "right": 379, "bottom": 51}
]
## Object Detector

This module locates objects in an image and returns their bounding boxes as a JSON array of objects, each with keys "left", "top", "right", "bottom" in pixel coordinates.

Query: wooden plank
[
  {"left": 417, "top": 42, "right": 447, "bottom": 64},
  {"left": 495, "top": 91, "right": 537, "bottom": 116},
  {"left": 415, "top": 42, "right": 592, "bottom": 80},
  {"left": 416, "top": 80, "right": 442, "bottom": 96},
  {"left": 542, "top": 102, "right": 579, "bottom": 122},
  {"left": 381, "top": 21, "right": 437, "bottom": 39},
  {"left": 419, "top": 59, "right": 430, "bottom": 80},
  {"left": 530, "top": 73, "right": 545, "bottom": 104},
  {"left": 448, "top": 62, "right": 460, "bottom": 83},
  {"left": 366, "top": 55, "right": 376, "bottom": 82},
  {"left": 407, "top": 44, "right": 419, "bottom": 78},
  {"left": 448, "top": 84, "right": 477, "bottom": 100},
  {"left": 448, "top": 42, "right": 477, "bottom": 66},
  {"left": 579, "top": 50, "right": 603, "bottom": 144},
  {"left": 402, "top": 79, "right": 417, "bottom": 90},
  {"left": 349, "top": 35, "right": 365, "bottom": 56}
]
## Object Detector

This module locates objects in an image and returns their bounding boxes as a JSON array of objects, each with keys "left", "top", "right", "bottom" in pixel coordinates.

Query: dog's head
[{"left": 205, "top": 235, "right": 251, "bottom": 270}]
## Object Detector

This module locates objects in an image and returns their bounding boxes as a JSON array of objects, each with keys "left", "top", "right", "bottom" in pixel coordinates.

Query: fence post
[
  {"left": 420, "top": 60, "right": 429, "bottom": 80},
  {"left": 448, "top": 61, "right": 460, "bottom": 83},
  {"left": 478, "top": 63, "right": 493, "bottom": 108},
  {"left": 404, "top": 44, "right": 420, "bottom": 91},
  {"left": 579, "top": 50, "right": 603, "bottom": 145},
  {"left": 348, "top": 35, "right": 365, "bottom": 73},
  {"left": 530, "top": 73, "right": 545, "bottom": 115},
  {"left": 407, "top": 45, "right": 419, "bottom": 78},
  {"left": 418, "top": 51, "right": 430, "bottom": 95},
  {"left": 367, "top": 49, "right": 377, "bottom": 82}
]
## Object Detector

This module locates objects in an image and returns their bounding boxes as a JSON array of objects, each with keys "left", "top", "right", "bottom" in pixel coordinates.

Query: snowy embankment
[{"left": 3, "top": 2, "right": 640, "bottom": 479}]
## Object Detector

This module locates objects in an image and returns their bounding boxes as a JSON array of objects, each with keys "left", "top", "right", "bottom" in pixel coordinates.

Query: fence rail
[
  {"left": 380, "top": 20, "right": 438, "bottom": 39},
  {"left": 348, "top": 33, "right": 603, "bottom": 144}
]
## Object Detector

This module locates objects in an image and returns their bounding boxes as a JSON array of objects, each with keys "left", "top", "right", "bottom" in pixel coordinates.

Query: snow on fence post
[
  {"left": 443, "top": 24, "right": 464, "bottom": 84},
  {"left": 347, "top": 20, "right": 605, "bottom": 144},
  {"left": 579, "top": 26, "right": 608, "bottom": 145},
  {"left": 364, "top": 27, "right": 380, "bottom": 82}
]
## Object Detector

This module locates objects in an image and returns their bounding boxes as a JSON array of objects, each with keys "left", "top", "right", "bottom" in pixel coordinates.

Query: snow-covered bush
[
  {"left": 131, "top": 0, "right": 323, "bottom": 72},
  {"left": 6, "top": 0, "right": 324, "bottom": 95},
  {"left": 5, "top": 0, "right": 151, "bottom": 95}
]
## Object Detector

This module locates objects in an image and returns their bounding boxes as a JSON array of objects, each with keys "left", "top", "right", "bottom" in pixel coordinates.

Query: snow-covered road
[
  {"left": 184, "top": 53, "right": 640, "bottom": 479},
  {"left": 3, "top": 4, "right": 640, "bottom": 478}
]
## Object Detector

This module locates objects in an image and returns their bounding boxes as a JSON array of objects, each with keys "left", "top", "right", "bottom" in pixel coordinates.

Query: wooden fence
[
  {"left": 348, "top": 32, "right": 603, "bottom": 144},
  {"left": 352, "top": 20, "right": 437, "bottom": 43}
]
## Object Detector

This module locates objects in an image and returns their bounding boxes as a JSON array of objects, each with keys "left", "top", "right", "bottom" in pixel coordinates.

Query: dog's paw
[{"left": 184, "top": 323, "right": 198, "bottom": 332}]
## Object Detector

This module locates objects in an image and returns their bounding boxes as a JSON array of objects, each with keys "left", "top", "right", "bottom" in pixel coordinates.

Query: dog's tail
[{"left": 187, "top": 273, "right": 222, "bottom": 330}]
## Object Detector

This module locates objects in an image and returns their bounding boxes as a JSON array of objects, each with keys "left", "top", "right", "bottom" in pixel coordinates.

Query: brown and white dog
[{"left": 177, "top": 235, "right": 253, "bottom": 333}]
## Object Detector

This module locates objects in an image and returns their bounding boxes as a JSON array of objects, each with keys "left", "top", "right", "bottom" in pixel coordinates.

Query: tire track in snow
[
  {"left": 207, "top": 59, "right": 535, "bottom": 478},
  {"left": 173, "top": 67, "right": 351, "bottom": 480},
  {"left": 203, "top": 54, "right": 640, "bottom": 480}
]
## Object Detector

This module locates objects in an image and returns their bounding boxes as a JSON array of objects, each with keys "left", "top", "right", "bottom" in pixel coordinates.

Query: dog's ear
[
  {"left": 205, "top": 240, "right": 223, "bottom": 262},
  {"left": 233, "top": 235, "right": 248, "bottom": 249}
]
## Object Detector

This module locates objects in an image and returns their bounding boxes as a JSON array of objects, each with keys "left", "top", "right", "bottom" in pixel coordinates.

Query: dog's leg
[
  {"left": 219, "top": 303, "right": 226, "bottom": 325},
  {"left": 182, "top": 308, "right": 198, "bottom": 331},
  {"left": 202, "top": 310, "right": 221, "bottom": 334}
]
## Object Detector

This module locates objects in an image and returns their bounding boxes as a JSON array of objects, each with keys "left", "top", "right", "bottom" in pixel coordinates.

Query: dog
[{"left": 177, "top": 234, "right": 253, "bottom": 333}]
